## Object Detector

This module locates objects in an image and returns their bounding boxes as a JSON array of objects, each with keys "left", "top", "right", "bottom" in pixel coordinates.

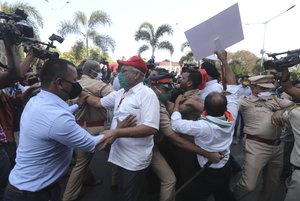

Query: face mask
[
  {"left": 118, "top": 72, "right": 130, "bottom": 89},
  {"left": 257, "top": 91, "right": 273, "bottom": 100},
  {"left": 61, "top": 79, "right": 83, "bottom": 99},
  {"left": 95, "top": 72, "right": 102, "bottom": 80},
  {"left": 154, "top": 86, "right": 171, "bottom": 103},
  {"left": 91, "top": 70, "right": 102, "bottom": 80},
  {"left": 242, "top": 81, "right": 249, "bottom": 87}
]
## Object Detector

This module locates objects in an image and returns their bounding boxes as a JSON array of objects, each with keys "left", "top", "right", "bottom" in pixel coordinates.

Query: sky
[{"left": 7, "top": 0, "right": 300, "bottom": 62}]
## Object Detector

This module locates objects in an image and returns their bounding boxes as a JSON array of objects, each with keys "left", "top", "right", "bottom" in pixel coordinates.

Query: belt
[
  {"left": 246, "top": 134, "right": 281, "bottom": 146},
  {"left": 292, "top": 165, "right": 300, "bottom": 171},
  {"left": 76, "top": 120, "right": 104, "bottom": 127},
  {"left": 7, "top": 182, "right": 59, "bottom": 194}
]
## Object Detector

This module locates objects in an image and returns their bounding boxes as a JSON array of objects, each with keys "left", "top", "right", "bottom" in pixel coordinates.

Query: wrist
[{"left": 281, "top": 72, "right": 290, "bottom": 82}]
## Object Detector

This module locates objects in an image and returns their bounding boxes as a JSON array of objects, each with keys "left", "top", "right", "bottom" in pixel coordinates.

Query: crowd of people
[{"left": 0, "top": 34, "right": 300, "bottom": 201}]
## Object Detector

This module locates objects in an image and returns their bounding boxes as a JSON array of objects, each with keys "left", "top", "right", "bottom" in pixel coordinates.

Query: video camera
[
  {"left": 0, "top": 9, "right": 34, "bottom": 43},
  {"left": 263, "top": 48, "right": 300, "bottom": 71},
  {"left": 23, "top": 34, "right": 64, "bottom": 60},
  {"left": 0, "top": 9, "right": 64, "bottom": 60}
]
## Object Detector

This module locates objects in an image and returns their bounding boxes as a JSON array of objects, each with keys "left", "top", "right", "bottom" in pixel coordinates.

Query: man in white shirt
[
  {"left": 171, "top": 51, "right": 238, "bottom": 201},
  {"left": 199, "top": 62, "right": 223, "bottom": 103},
  {"left": 83, "top": 56, "right": 160, "bottom": 201}
]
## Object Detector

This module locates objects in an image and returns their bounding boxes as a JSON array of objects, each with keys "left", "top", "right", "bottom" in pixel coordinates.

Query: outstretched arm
[
  {"left": 168, "top": 133, "right": 223, "bottom": 163},
  {"left": 281, "top": 68, "right": 300, "bottom": 100}
]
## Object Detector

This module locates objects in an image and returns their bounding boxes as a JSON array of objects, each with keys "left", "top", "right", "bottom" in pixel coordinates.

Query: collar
[
  {"left": 39, "top": 90, "right": 69, "bottom": 109},
  {"left": 201, "top": 110, "right": 234, "bottom": 128},
  {"left": 123, "top": 82, "right": 144, "bottom": 95},
  {"left": 206, "top": 80, "right": 219, "bottom": 86}
]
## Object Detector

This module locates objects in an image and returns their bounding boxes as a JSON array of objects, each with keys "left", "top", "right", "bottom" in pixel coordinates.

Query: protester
[
  {"left": 199, "top": 62, "right": 222, "bottom": 103},
  {"left": 4, "top": 58, "right": 104, "bottom": 201},
  {"left": 236, "top": 75, "right": 251, "bottom": 97},
  {"left": 171, "top": 50, "right": 238, "bottom": 201},
  {"left": 62, "top": 60, "right": 114, "bottom": 201},
  {"left": 149, "top": 71, "right": 223, "bottom": 201},
  {"left": 233, "top": 74, "right": 294, "bottom": 201},
  {"left": 82, "top": 56, "right": 160, "bottom": 201}
]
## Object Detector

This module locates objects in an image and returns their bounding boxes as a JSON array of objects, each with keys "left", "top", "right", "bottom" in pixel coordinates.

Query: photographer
[
  {"left": 0, "top": 34, "right": 37, "bottom": 201},
  {"left": 280, "top": 68, "right": 300, "bottom": 201}
]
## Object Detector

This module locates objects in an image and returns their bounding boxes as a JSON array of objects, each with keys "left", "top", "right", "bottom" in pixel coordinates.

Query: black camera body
[
  {"left": 263, "top": 48, "right": 300, "bottom": 71},
  {"left": 0, "top": 9, "right": 63, "bottom": 60},
  {"left": 0, "top": 9, "right": 34, "bottom": 43}
]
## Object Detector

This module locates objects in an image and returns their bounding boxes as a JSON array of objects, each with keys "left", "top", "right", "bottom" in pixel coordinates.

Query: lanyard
[{"left": 117, "top": 92, "right": 126, "bottom": 109}]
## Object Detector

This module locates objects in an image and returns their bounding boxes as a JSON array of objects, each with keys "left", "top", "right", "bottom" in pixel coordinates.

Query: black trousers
[
  {"left": 187, "top": 161, "right": 236, "bottom": 201},
  {"left": 4, "top": 182, "right": 60, "bottom": 201},
  {"left": 115, "top": 165, "right": 148, "bottom": 201}
]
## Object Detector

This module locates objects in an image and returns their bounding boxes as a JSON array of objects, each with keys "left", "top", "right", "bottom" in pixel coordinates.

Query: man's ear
[{"left": 55, "top": 77, "right": 63, "bottom": 89}]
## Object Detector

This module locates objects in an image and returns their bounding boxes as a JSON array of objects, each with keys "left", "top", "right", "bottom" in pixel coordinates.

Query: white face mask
[
  {"left": 91, "top": 70, "right": 102, "bottom": 80},
  {"left": 95, "top": 72, "right": 102, "bottom": 80},
  {"left": 257, "top": 91, "right": 273, "bottom": 100}
]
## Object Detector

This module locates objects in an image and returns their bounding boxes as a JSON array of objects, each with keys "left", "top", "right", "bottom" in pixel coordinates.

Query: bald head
[
  {"left": 204, "top": 92, "right": 227, "bottom": 117},
  {"left": 82, "top": 60, "right": 100, "bottom": 76}
]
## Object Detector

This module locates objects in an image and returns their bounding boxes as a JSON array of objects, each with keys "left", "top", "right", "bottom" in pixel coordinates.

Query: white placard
[{"left": 185, "top": 3, "right": 244, "bottom": 60}]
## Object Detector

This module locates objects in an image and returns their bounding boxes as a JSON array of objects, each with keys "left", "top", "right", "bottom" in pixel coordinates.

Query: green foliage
[
  {"left": 290, "top": 65, "right": 300, "bottom": 81},
  {"left": 228, "top": 50, "right": 260, "bottom": 75},
  {"left": 60, "top": 41, "right": 108, "bottom": 66},
  {"left": 134, "top": 22, "right": 174, "bottom": 58},
  {"left": 57, "top": 10, "right": 115, "bottom": 58}
]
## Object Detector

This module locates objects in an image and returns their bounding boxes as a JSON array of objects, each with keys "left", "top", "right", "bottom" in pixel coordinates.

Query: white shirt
[
  {"left": 171, "top": 86, "right": 240, "bottom": 168},
  {"left": 199, "top": 80, "right": 223, "bottom": 103},
  {"left": 101, "top": 82, "right": 160, "bottom": 171},
  {"left": 236, "top": 84, "right": 251, "bottom": 97}
]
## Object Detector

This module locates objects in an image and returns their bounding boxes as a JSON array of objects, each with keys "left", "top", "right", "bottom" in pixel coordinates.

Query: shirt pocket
[{"left": 254, "top": 105, "right": 268, "bottom": 113}]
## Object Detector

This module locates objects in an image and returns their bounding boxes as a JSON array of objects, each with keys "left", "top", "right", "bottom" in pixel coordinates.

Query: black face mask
[{"left": 61, "top": 79, "right": 82, "bottom": 99}]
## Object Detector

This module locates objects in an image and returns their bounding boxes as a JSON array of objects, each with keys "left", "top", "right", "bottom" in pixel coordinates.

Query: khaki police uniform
[
  {"left": 176, "top": 89, "right": 201, "bottom": 185},
  {"left": 283, "top": 105, "right": 300, "bottom": 201},
  {"left": 233, "top": 75, "right": 294, "bottom": 201},
  {"left": 63, "top": 75, "right": 113, "bottom": 201},
  {"left": 151, "top": 103, "right": 176, "bottom": 201},
  {"left": 180, "top": 89, "right": 202, "bottom": 121}
]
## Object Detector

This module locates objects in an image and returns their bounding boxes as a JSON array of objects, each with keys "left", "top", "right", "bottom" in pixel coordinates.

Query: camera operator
[
  {"left": 280, "top": 68, "right": 300, "bottom": 201},
  {"left": 0, "top": 34, "right": 38, "bottom": 201}
]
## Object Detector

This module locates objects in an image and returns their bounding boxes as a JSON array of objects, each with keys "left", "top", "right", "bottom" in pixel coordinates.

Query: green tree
[
  {"left": 134, "top": 22, "right": 174, "bottom": 58},
  {"left": 60, "top": 41, "right": 109, "bottom": 66},
  {"left": 227, "top": 50, "right": 259, "bottom": 74},
  {"left": 57, "top": 10, "right": 115, "bottom": 58}
]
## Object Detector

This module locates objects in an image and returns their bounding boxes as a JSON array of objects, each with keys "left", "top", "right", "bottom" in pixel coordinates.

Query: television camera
[
  {"left": 263, "top": 48, "right": 300, "bottom": 71},
  {"left": 0, "top": 9, "right": 64, "bottom": 60}
]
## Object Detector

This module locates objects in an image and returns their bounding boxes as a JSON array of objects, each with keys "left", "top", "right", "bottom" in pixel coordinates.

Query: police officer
[
  {"left": 63, "top": 60, "right": 113, "bottom": 201},
  {"left": 233, "top": 75, "right": 294, "bottom": 201}
]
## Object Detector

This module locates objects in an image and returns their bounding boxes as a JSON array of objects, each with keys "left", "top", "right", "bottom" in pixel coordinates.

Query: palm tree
[
  {"left": 57, "top": 10, "right": 115, "bottom": 58},
  {"left": 134, "top": 22, "right": 174, "bottom": 58}
]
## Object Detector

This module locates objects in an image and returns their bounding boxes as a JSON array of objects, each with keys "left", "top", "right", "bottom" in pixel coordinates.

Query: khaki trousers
[
  {"left": 233, "top": 139, "right": 283, "bottom": 201},
  {"left": 151, "top": 145, "right": 176, "bottom": 201},
  {"left": 62, "top": 126, "right": 104, "bottom": 201}
]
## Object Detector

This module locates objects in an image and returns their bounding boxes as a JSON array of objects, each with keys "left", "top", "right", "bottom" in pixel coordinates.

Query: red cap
[
  {"left": 198, "top": 68, "right": 208, "bottom": 90},
  {"left": 117, "top": 56, "right": 148, "bottom": 74}
]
